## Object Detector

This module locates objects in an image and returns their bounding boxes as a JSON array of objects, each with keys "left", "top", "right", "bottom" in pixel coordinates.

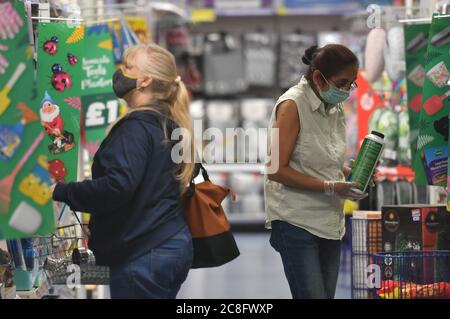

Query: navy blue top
[{"left": 53, "top": 110, "right": 186, "bottom": 266}]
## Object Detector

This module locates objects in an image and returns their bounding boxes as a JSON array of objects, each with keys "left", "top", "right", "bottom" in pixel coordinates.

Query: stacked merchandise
[
  {"left": 278, "top": 33, "right": 316, "bottom": 89},
  {"left": 229, "top": 173, "right": 264, "bottom": 218},
  {"left": 156, "top": 16, "right": 202, "bottom": 91},
  {"left": 204, "top": 100, "right": 239, "bottom": 164},
  {"left": 243, "top": 33, "right": 277, "bottom": 88},
  {"left": 377, "top": 205, "right": 450, "bottom": 298},
  {"left": 381, "top": 206, "right": 449, "bottom": 279},
  {"left": 239, "top": 99, "right": 273, "bottom": 163},
  {"left": 351, "top": 211, "right": 382, "bottom": 299},
  {"left": 202, "top": 33, "right": 247, "bottom": 97}
]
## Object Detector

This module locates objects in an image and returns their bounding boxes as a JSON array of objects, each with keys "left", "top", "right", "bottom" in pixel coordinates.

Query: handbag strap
[
  {"left": 186, "top": 163, "right": 209, "bottom": 198},
  {"left": 185, "top": 163, "right": 237, "bottom": 202}
]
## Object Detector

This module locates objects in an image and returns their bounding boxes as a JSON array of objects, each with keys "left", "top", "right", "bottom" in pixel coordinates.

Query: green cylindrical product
[{"left": 350, "top": 131, "right": 385, "bottom": 193}]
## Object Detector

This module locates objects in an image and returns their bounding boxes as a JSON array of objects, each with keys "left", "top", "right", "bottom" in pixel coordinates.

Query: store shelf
[
  {"left": 204, "top": 163, "right": 265, "bottom": 173},
  {"left": 215, "top": 8, "right": 276, "bottom": 16},
  {"left": 191, "top": 4, "right": 362, "bottom": 19},
  {"left": 228, "top": 214, "right": 266, "bottom": 225},
  {"left": 277, "top": 5, "right": 361, "bottom": 16}
]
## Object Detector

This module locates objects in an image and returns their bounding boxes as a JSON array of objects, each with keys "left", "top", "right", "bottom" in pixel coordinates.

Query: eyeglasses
[
  {"left": 319, "top": 71, "right": 358, "bottom": 91},
  {"left": 329, "top": 79, "right": 358, "bottom": 92}
]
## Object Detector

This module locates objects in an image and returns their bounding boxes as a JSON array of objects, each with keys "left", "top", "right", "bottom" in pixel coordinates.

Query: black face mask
[{"left": 112, "top": 69, "right": 138, "bottom": 98}]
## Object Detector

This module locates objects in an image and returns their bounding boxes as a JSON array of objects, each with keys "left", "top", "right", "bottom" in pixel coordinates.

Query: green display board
[
  {"left": 0, "top": 1, "right": 55, "bottom": 239},
  {"left": 36, "top": 23, "right": 84, "bottom": 202},
  {"left": 403, "top": 23, "right": 430, "bottom": 163},
  {"left": 413, "top": 15, "right": 450, "bottom": 186},
  {"left": 81, "top": 24, "right": 121, "bottom": 160}
]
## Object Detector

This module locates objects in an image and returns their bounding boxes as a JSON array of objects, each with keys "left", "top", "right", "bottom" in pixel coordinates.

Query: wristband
[{"left": 324, "top": 181, "right": 335, "bottom": 196}]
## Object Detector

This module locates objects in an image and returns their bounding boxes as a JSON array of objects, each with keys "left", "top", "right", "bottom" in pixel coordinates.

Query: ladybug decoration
[
  {"left": 43, "top": 36, "right": 58, "bottom": 55},
  {"left": 48, "top": 159, "right": 68, "bottom": 183},
  {"left": 51, "top": 63, "right": 62, "bottom": 74},
  {"left": 67, "top": 53, "right": 78, "bottom": 65},
  {"left": 51, "top": 63, "right": 72, "bottom": 92}
]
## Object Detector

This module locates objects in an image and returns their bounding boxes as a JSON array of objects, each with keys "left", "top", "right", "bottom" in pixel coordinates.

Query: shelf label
[
  {"left": 276, "top": 6, "right": 288, "bottom": 16},
  {"left": 191, "top": 8, "right": 217, "bottom": 23}
]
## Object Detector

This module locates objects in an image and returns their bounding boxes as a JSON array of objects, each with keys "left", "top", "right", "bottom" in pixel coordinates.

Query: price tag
[
  {"left": 83, "top": 93, "right": 120, "bottom": 129},
  {"left": 191, "top": 8, "right": 216, "bottom": 23}
]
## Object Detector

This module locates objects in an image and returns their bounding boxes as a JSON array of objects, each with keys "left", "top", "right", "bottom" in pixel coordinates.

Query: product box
[
  {"left": 381, "top": 205, "right": 447, "bottom": 284},
  {"left": 421, "top": 145, "right": 448, "bottom": 185}
]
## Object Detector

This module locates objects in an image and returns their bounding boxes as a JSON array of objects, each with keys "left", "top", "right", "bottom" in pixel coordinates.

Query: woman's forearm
[{"left": 268, "top": 165, "right": 325, "bottom": 193}]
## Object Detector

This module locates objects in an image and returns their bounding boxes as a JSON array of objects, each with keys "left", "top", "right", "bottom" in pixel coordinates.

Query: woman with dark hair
[{"left": 265, "top": 44, "right": 371, "bottom": 299}]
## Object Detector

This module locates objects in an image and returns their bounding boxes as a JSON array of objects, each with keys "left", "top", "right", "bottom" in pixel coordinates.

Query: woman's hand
[
  {"left": 368, "top": 161, "right": 381, "bottom": 188},
  {"left": 347, "top": 159, "right": 380, "bottom": 188},
  {"left": 331, "top": 181, "right": 368, "bottom": 201}
]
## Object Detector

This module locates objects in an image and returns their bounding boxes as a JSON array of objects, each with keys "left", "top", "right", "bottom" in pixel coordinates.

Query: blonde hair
[{"left": 110, "top": 44, "right": 195, "bottom": 190}]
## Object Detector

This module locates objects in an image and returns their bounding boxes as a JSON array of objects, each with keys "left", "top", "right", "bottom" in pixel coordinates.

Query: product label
[
  {"left": 350, "top": 138, "right": 383, "bottom": 191},
  {"left": 384, "top": 209, "right": 400, "bottom": 233},
  {"left": 423, "top": 145, "right": 448, "bottom": 185},
  {"left": 412, "top": 209, "right": 421, "bottom": 222}
]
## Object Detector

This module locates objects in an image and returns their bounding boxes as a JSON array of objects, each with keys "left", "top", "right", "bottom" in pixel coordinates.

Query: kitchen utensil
[
  {"left": 0, "top": 63, "right": 26, "bottom": 116},
  {"left": 430, "top": 25, "right": 450, "bottom": 47},
  {"left": 0, "top": 132, "right": 44, "bottom": 214},
  {"left": 426, "top": 61, "right": 450, "bottom": 88},
  {"left": 407, "top": 65, "right": 425, "bottom": 87},
  {"left": 423, "top": 90, "right": 450, "bottom": 115},
  {"left": 406, "top": 33, "right": 428, "bottom": 53}
]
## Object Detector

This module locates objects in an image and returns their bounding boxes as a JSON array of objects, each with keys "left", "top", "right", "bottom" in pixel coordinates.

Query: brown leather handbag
[{"left": 181, "top": 164, "right": 240, "bottom": 268}]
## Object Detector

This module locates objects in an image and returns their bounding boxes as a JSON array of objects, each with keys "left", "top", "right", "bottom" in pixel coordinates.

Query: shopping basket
[
  {"left": 33, "top": 223, "right": 109, "bottom": 286},
  {"left": 370, "top": 251, "right": 450, "bottom": 299}
]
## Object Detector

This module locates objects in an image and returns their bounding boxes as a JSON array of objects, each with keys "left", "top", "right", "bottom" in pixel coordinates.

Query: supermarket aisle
[{"left": 178, "top": 232, "right": 351, "bottom": 299}]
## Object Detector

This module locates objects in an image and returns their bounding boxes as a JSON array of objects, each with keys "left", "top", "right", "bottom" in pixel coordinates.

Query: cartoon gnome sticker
[{"left": 39, "top": 91, "right": 75, "bottom": 154}]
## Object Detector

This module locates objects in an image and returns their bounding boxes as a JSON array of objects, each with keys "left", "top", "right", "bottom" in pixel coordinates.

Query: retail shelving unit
[{"left": 204, "top": 163, "right": 265, "bottom": 174}]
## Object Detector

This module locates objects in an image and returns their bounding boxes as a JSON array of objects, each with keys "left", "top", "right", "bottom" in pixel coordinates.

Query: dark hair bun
[{"left": 302, "top": 45, "right": 318, "bottom": 66}]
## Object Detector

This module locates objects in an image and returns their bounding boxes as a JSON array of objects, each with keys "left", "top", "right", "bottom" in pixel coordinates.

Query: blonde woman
[{"left": 51, "top": 44, "right": 195, "bottom": 299}]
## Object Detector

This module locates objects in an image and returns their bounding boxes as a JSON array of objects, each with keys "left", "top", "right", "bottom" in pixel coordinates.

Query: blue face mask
[{"left": 319, "top": 73, "right": 350, "bottom": 105}]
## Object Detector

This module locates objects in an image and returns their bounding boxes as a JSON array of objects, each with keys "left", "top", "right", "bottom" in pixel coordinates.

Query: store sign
[
  {"left": 81, "top": 55, "right": 113, "bottom": 91},
  {"left": 36, "top": 22, "right": 84, "bottom": 193},
  {"left": 403, "top": 23, "right": 430, "bottom": 169},
  {"left": 83, "top": 93, "right": 119, "bottom": 129},
  {"left": 413, "top": 14, "right": 450, "bottom": 187},
  {"left": 0, "top": 2, "right": 55, "bottom": 239},
  {"left": 80, "top": 24, "right": 121, "bottom": 159}
]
